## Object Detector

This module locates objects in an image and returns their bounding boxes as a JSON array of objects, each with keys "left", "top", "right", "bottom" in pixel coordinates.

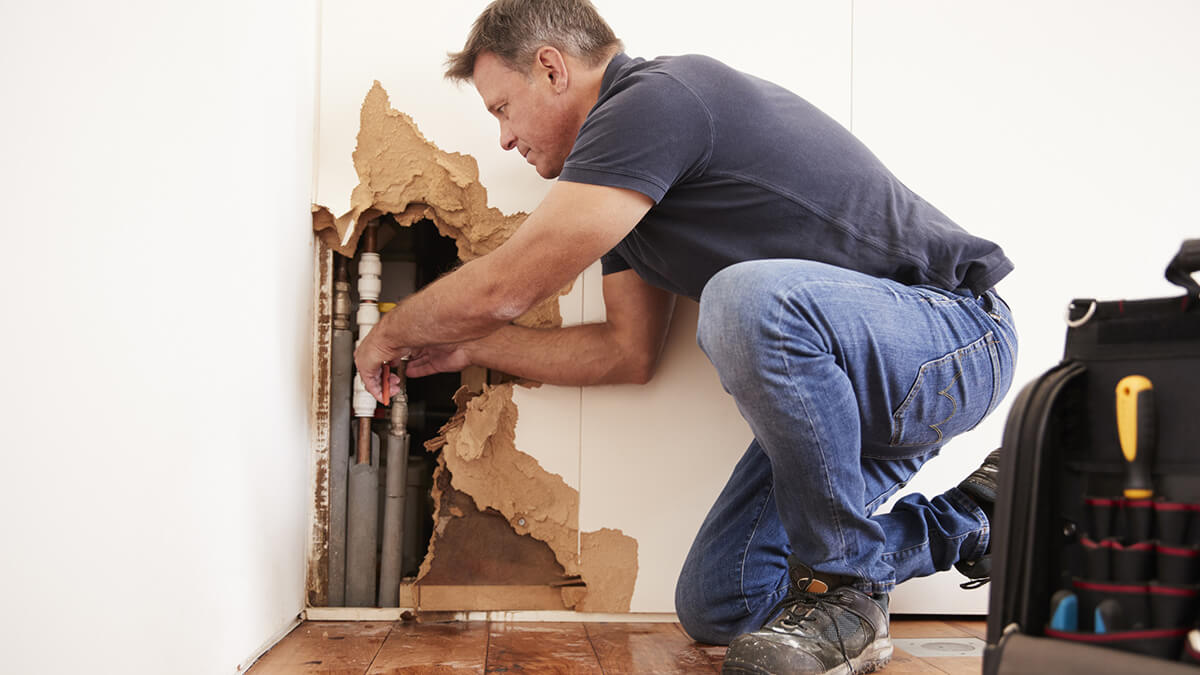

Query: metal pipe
[
  {"left": 345, "top": 432, "right": 379, "bottom": 607},
  {"left": 377, "top": 360, "right": 409, "bottom": 607},
  {"left": 327, "top": 255, "right": 353, "bottom": 607}
]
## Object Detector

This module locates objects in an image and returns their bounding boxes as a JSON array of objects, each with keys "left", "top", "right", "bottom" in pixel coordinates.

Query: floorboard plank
[
  {"left": 584, "top": 622, "right": 717, "bottom": 674},
  {"left": 945, "top": 620, "right": 987, "bottom": 641},
  {"left": 925, "top": 656, "right": 982, "bottom": 675},
  {"left": 485, "top": 623, "right": 601, "bottom": 674},
  {"left": 883, "top": 646, "right": 950, "bottom": 674},
  {"left": 245, "top": 618, "right": 984, "bottom": 675},
  {"left": 890, "top": 620, "right": 975, "bottom": 639},
  {"left": 367, "top": 621, "right": 488, "bottom": 674},
  {"left": 693, "top": 642, "right": 729, "bottom": 670},
  {"left": 249, "top": 621, "right": 392, "bottom": 675}
]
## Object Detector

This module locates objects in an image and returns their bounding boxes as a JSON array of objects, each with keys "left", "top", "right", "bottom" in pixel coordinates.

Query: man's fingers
[
  {"left": 365, "top": 374, "right": 382, "bottom": 402},
  {"left": 406, "top": 358, "right": 435, "bottom": 379}
]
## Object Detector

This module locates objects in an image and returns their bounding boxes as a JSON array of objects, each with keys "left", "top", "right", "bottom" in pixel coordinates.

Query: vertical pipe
[
  {"left": 402, "top": 454, "right": 425, "bottom": 577},
  {"left": 346, "top": 222, "right": 381, "bottom": 607},
  {"left": 346, "top": 435, "right": 379, "bottom": 606},
  {"left": 378, "top": 360, "right": 409, "bottom": 607},
  {"left": 327, "top": 256, "right": 353, "bottom": 607}
]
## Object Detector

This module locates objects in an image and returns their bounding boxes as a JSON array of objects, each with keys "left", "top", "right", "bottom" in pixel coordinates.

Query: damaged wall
[
  {"left": 426, "top": 384, "right": 637, "bottom": 612},
  {"left": 312, "top": 81, "right": 564, "bottom": 329},
  {"left": 313, "top": 82, "right": 636, "bottom": 611}
]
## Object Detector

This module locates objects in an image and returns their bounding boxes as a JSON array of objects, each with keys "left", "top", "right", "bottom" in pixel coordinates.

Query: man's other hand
[{"left": 407, "top": 344, "right": 471, "bottom": 378}]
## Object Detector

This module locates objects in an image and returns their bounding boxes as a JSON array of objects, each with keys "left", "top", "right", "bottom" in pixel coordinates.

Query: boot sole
[{"left": 721, "top": 637, "right": 893, "bottom": 675}]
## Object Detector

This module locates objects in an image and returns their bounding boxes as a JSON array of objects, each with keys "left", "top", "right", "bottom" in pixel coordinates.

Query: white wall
[{"left": 0, "top": 2, "right": 319, "bottom": 673}]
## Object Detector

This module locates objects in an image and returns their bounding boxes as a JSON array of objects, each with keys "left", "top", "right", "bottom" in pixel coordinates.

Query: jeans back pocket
[{"left": 890, "top": 332, "right": 1001, "bottom": 448}]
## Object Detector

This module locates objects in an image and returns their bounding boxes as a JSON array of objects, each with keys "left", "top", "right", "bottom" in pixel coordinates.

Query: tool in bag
[{"left": 985, "top": 239, "right": 1200, "bottom": 673}]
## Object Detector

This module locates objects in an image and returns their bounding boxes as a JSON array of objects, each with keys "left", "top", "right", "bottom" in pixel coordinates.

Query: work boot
[
  {"left": 721, "top": 556, "right": 891, "bottom": 675},
  {"left": 955, "top": 448, "right": 1002, "bottom": 588}
]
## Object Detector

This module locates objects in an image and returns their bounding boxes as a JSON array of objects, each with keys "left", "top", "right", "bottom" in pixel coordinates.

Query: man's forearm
[
  {"left": 379, "top": 257, "right": 523, "bottom": 352},
  {"left": 464, "top": 323, "right": 654, "bottom": 387}
]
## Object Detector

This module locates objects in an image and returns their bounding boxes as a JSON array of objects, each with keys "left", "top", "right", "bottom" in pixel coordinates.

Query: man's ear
[{"left": 536, "top": 46, "right": 569, "bottom": 93}]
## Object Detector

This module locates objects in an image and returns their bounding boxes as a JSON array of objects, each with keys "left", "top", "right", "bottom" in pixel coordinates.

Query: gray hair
[{"left": 445, "top": 0, "right": 622, "bottom": 82}]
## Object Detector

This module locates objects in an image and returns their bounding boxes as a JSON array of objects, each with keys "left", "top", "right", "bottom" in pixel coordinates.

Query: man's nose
[{"left": 499, "top": 123, "right": 517, "bottom": 151}]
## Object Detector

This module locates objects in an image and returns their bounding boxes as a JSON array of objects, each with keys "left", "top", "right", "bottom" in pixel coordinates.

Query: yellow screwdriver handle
[{"left": 1116, "top": 375, "right": 1155, "bottom": 499}]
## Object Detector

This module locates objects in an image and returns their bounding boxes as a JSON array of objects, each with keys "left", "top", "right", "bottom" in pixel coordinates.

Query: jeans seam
[
  {"left": 948, "top": 487, "right": 991, "bottom": 559},
  {"left": 740, "top": 484, "right": 776, "bottom": 616},
  {"left": 882, "top": 530, "right": 971, "bottom": 562},
  {"left": 987, "top": 311, "right": 1018, "bottom": 366}
]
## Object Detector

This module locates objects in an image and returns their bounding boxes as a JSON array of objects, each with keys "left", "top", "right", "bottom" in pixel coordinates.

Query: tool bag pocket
[
  {"left": 1158, "top": 543, "right": 1200, "bottom": 585},
  {"left": 1044, "top": 627, "right": 1190, "bottom": 661},
  {"left": 1154, "top": 501, "right": 1198, "bottom": 546}
]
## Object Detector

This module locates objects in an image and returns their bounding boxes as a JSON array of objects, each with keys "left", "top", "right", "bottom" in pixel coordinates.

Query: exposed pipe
[
  {"left": 346, "top": 222, "right": 381, "bottom": 607},
  {"left": 327, "top": 255, "right": 353, "bottom": 607},
  {"left": 378, "top": 357, "right": 409, "bottom": 607},
  {"left": 402, "top": 454, "right": 429, "bottom": 577}
]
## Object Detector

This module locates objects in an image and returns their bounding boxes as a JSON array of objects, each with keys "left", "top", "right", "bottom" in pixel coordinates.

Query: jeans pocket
[{"left": 889, "top": 333, "right": 1000, "bottom": 448}]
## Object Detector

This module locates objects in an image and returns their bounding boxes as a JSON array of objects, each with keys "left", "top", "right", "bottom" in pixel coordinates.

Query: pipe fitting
[
  {"left": 333, "top": 281, "right": 352, "bottom": 330},
  {"left": 356, "top": 302, "right": 380, "bottom": 339},
  {"left": 358, "top": 253, "right": 382, "bottom": 302},
  {"left": 353, "top": 377, "right": 377, "bottom": 419}
]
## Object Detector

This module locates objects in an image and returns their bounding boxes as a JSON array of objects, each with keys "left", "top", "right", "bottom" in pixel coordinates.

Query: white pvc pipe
[{"left": 352, "top": 252, "right": 382, "bottom": 419}]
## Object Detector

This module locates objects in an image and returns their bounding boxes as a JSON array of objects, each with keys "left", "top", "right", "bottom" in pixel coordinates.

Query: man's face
[{"left": 473, "top": 50, "right": 580, "bottom": 180}]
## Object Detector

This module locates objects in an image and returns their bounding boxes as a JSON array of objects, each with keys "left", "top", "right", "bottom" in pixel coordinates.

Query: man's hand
[
  {"left": 407, "top": 344, "right": 472, "bottom": 378},
  {"left": 354, "top": 322, "right": 406, "bottom": 403}
]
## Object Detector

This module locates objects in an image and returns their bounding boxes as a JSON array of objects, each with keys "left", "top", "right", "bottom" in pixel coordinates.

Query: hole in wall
[
  {"left": 371, "top": 215, "right": 461, "bottom": 578},
  {"left": 328, "top": 215, "right": 464, "bottom": 606}
]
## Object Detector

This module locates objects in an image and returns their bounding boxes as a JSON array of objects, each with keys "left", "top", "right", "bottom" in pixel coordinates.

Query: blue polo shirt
[{"left": 558, "top": 53, "right": 1013, "bottom": 300}]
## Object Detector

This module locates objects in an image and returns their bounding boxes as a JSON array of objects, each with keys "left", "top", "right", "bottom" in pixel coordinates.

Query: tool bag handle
[{"left": 1165, "top": 239, "right": 1200, "bottom": 300}]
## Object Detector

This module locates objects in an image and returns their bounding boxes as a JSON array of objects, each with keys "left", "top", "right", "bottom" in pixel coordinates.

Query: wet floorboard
[{"left": 249, "top": 618, "right": 984, "bottom": 674}]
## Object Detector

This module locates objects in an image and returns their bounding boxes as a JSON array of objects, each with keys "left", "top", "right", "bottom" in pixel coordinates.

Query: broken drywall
[
  {"left": 311, "top": 81, "right": 567, "bottom": 330},
  {"left": 418, "top": 452, "right": 569, "bottom": 589},
  {"left": 427, "top": 385, "right": 581, "bottom": 576},
  {"left": 312, "top": 82, "right": 636, "bottom": 612},
  {"left": 574, "top": 529, "right": 638, "bottom": 612},
  {"left": 425, "top": 384, "right": 638, "bottom": 612}
]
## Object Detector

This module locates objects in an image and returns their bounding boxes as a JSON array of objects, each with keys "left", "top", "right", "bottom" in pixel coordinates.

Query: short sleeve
[
  {"left": 559, "top": 72, "right": 713, "bottom": 203},
  {"left": 600, "top": 248, "right": 632, "bottom": 275}
]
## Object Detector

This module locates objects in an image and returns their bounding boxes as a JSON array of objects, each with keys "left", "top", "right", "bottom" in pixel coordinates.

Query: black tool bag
[{"left": 985, "top": 240, "right": 1200, "bottom": 673}]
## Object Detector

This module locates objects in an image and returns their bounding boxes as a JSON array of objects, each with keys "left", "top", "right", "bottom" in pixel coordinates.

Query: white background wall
[
  {"left": 0, "top": 1, "right": 319, "bottom": 673},
  {"left": 317, "top": 0, "right": 1200, "bottom": 615}
]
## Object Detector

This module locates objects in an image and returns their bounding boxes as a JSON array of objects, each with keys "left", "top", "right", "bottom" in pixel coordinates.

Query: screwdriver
[{"left": 1116, "top": 375, "right": 1156, "bottom": 499}]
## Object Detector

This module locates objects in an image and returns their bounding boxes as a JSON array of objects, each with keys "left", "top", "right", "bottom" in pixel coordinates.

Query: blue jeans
[{"left": 675, "top": 260, "right": 1018, "bottom": 645}]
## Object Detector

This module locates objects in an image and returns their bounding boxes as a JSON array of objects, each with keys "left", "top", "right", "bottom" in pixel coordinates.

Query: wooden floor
[{"left": 248, "top": 617, "right": 987, "bottom": 674}]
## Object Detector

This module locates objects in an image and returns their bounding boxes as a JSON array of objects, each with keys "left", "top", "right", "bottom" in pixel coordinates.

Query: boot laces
[{"left": 769, "top": 588, "right": 854, "bottom": 671}]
